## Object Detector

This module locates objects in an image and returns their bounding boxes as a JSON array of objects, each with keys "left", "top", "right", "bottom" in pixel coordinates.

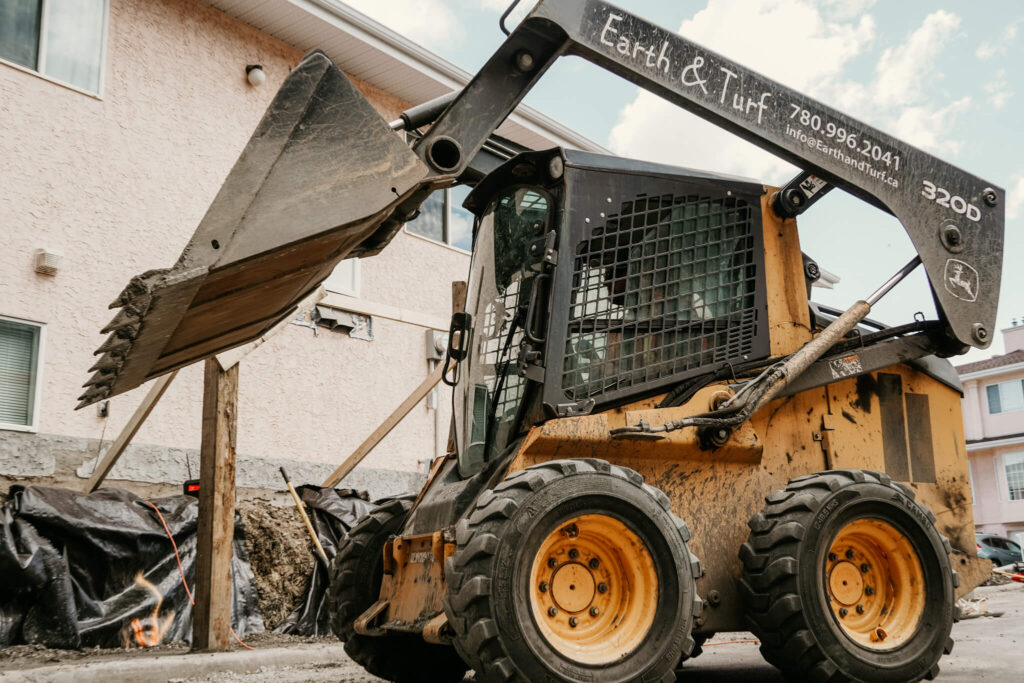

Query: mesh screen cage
[{"left": 545, "top": 160, "right": 770, "bottom": 412}]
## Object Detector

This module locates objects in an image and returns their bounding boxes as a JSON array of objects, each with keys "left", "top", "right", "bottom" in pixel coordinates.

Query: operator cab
[{"left": 449, "top": 149, "right": 772, "bottom": 477}]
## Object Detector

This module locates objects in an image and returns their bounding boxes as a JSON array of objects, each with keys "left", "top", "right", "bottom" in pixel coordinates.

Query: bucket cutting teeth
[
  {"left": 77, "top": 386, "right": 111, "bottom": 406},
  {"left": 82, "top": 371, "right": 116, "bottom": 390},
  {"left": 95, "top": 334, "right": 132, "bottom": 356},
  {"left": 88, "top": 355, "right": 125, "bottom": 374},
  {"left": 108, "top": 270, "right": 163, "bottom": 310}
]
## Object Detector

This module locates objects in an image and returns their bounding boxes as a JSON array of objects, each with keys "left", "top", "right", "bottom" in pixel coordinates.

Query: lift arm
[
  {"left": 82, "top": 0, "right": 1002, "bottom": 405},
  {"left": 413, "top": 0, "right": 1003, "bottom": 351}
]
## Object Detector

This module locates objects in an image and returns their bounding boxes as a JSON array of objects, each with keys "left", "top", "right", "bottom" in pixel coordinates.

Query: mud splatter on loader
[{"left": 83, "top": 1, "right": 1003, "bottom": 681}]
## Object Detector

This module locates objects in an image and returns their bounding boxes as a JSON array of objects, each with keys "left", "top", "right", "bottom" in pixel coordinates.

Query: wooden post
[
  {"left": 86, "top": 370, "right": 177, "bottom": 492},
  {"left": 193, "top": 358, "right": 238, "bottom": 651}
]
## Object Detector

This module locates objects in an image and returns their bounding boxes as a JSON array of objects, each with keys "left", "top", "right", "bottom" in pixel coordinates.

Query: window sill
[
  {"left": 320, "top": 292, "right": 449, "bottom": 331},
  {"left": 0, "top": 56, "right": 103, "bottom": 100},
  {"left": 0, "top": 422, "right": 38, "bottom": 434}
]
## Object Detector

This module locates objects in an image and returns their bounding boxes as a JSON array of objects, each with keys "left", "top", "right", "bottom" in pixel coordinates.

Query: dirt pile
[{"left": 238, "top": 500, "right": 316, "bottom": 630}]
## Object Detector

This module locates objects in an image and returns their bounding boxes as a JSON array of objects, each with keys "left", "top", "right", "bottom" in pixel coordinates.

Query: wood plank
[
  {"left": 322, "top": 361, "right": 444, "bottom": 488},
  {"left": 86, "top": 371, "right": 178, "bottom": 492},
  {"left": 216, "top": 287, "right": 325, "bottom": 371},
  {"left": 193, "top": 358, "right": 239, "bottom": 651}
]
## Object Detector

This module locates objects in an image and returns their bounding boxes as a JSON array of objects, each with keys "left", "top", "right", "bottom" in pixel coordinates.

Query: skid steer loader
[{"left": 82, "top": 1, "right": 1005, "bottom": 681}]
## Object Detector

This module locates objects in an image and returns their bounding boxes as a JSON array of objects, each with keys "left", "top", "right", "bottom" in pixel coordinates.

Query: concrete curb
[{"left": 0, "top": 643, "right": 349, "bottom": 682}]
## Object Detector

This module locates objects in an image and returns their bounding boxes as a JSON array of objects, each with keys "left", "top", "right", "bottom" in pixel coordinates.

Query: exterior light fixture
[{"left": 246, "top": 64, "right": 266, "bottom": 87}]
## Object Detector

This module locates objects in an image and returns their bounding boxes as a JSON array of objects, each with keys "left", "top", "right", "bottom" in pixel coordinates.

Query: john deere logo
[{"left": 943, "top": 259, "right": 978, "bottom": 302}]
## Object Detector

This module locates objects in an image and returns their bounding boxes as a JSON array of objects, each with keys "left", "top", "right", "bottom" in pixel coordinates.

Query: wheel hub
[
  {"left": 828, "top": 561, "right": 864, "bottom": 605},
  {"left": 529, "top": 513, "right": 658, "bottom": 665},
  {"left": 550, "top": 563, "right": 596, "bottom": 613},
  {"left": 825, "top": 518, "right": 926, "bottom": 651}
]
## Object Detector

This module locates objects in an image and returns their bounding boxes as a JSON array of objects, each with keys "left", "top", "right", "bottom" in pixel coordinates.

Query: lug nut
[
  {"left": 828, "top": 552, "right": 838, "bottom": 562},
  {"left": 865, "top": 586, "right": 874, "bottom": 596},
  {"left": 590, "top": 607, "right": 600, "bottom": 617},
  {"left": 569, "top": 549, "right": 580, "bottom": 560},
  {"left": 845, "top": 549, "right": 855, "bottom": 559},
  {"left": 548, "top": 607, "right": 557, "bottom": 617},
  {"left": 565, "top": 524, "right": 579, "bottom": 538},
  {"left": 875, "top": 627, "right": 887, "bottom": 641},
  {"left": 589, "top": 558, "right": 600, "bottom": 569},
  {"left": 856, "top": 604, "right": 865, "bottom": 614},
  {"left": 597, "top": 583, "right": 608, "bottom": 593},
  {"left": 568, "top": 617, "right": 578, "bottom": 628},
  {"left": 539, "top": 582, "right": 549, "bottom": 593},
  {"left": 839, "top": 608, "right": 848, "bottom": 618},
  {"left": 548, "top": 557, "right": 557, "bottom": 568},
  {"left": 860, "top": 563, "right": 870, "bottom": 573}
]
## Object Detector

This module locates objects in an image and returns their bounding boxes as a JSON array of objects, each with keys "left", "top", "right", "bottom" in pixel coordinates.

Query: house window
[
  {"left": 1005, "top": 452, "right": 1024, "bottom": 502},
  {"left": 0, "top": 0, "right": 108, "bottom": 94},
  {"left": 986, "top": 379, "right": 1024, "bottom": 414},
  {"left": 0, "top": 316, "right": 45, "bottom": 432},
  {"left": 405, "top": 185, "right": 474, "bottom": 252},
  {"left": 324, "top": 258, "right": 361, "bottom": 298}
]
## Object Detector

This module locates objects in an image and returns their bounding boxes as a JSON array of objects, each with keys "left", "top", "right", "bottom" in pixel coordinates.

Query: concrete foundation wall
[{"left": 0, "top": 0, "right": 468, "bottom": 492}]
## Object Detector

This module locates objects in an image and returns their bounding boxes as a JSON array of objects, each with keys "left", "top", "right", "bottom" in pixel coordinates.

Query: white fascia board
[
  {"left": 967, "top": 435, "right": 1024, "bottom": 452},
  {"left": 215, "top": 0, "right": 605, "bottom": 153},
  {"left": 958, "top": 362, "right": 1024, "bottom": 382}
]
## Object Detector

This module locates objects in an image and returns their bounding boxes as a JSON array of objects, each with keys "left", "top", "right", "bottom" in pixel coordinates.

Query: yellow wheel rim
[
  {"left": 825, "top": 518, "right": 926, "bottom": 651},
  {"left": 529, "top": 514, "right": 658, "bottom": 665}
]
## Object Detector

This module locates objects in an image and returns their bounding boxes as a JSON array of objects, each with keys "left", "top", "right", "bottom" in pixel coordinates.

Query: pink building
[{"left": 958, "top": 324, "right": 1024, "bottom": 548}]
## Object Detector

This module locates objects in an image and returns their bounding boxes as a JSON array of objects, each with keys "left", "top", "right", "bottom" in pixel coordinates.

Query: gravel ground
[{"left": 3, "top": 584, "right": 1021, "bottom": 682}]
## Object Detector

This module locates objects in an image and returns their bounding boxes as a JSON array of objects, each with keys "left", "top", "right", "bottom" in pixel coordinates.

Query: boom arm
[
  {"left": 81, "top": 0, "right": 1003, "bottom": 406},
  {"left": 413, "top": 0, "right": 1003, "bottom": 350}
]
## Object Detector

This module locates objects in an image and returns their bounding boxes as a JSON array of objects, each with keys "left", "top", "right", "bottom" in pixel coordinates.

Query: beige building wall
[{"left": 0, "top": 0, "right": 469, "bottom": 496}]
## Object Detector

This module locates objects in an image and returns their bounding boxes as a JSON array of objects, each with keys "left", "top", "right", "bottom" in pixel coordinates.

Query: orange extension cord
[{"left": 143, "top": 501, "right": 254, "bottom": 650}]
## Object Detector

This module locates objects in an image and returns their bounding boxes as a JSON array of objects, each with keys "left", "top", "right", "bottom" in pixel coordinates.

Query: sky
[{"left": 343, "top": 0, "right": 1023, "bottom": 363}]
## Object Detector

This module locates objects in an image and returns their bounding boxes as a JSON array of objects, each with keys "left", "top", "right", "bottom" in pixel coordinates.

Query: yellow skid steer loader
[{"left": 82, "top": 1, "right": 1004, "bottom": 681}]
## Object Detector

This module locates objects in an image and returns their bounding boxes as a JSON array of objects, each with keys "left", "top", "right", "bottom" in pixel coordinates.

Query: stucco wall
[
  {"left": 969, "top": 447, "right": 1024, "bottom": 535},
  {"left": 0, "top": 0, "right": 469, "bottom": 493}
]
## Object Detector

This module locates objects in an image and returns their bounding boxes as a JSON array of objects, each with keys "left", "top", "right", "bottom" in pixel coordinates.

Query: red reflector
[{"left": 187, "top": 484, "right": 200, "bottom": 492}]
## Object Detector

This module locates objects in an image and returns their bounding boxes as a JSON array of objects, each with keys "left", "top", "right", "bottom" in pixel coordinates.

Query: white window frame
[
  {"left": 404, "top": 187, "right": 473, "bottom": 254},
  {"left": 1003, "top": 451, "right": 1024, "bottom": 503},
  {"left": 0, "top": 0, "right": 110, "bottom": 98},
  {"left": 967, "top": 459, "right": 975, "bottom": 503},
  {"left": 985, "top": 378, "right": 1024, "bottom": 415},
  {"left": 0, "top": 314, "right": 46, "bottom": 434},
  {"left": 323, "top": 257, "right": 361, "bottom": 297}
]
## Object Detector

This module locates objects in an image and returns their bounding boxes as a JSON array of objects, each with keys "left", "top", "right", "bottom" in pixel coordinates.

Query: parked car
[{"left": 977, "top": 533, "right": 1024, "bottom": 566}]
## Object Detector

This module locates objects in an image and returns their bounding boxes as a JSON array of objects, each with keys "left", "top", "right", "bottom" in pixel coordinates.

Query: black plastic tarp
[
  {"left": 274, "top": 486, "right": 372, "bottom": 636},
  {"left": 0, "top": 485, "right": 263, "bottom": 649}
]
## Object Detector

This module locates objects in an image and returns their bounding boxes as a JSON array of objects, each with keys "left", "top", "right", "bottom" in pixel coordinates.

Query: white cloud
[
  {"left": 890, "top": 97, "right": 970, "bottom": 154},
  {"left": 983, "top": 70, "right": 1012, "bottom": 110},
  {"left": 343, "top": 0, "right": 461, "bottom": 49},
  {"left": 479, "top": 0, "right": 532, "bottom": 28},
  {"left": 608, "top": 0, "right": 876, "bottom": 183},
  {"left": 608, "top": 2, "right": 972, "bottom": 180},
  {"left": 873, "top": 10, "right": 960, "bottom": 108},
  {"left": 821, "top": 0, "right": 877, "bottom": 23},
  {"left": 1008, "top": 175, "right": 1024, "bottom": 220},
  {"left": 976, "top": 24, "right": 1017, "bottom": 60}
]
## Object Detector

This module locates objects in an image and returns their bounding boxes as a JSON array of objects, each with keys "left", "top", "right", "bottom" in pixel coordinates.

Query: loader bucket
[{"left": 80, "top": 51, "right": 428, "bottom": 406}]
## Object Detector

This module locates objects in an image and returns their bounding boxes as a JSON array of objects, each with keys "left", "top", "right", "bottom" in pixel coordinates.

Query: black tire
[
  {"left": 327, "top": 495, "right": 467, "bottom": 683},
  {"left": 444, "top": 458, "right": 702, "bottom": 683},
  {"left": 739, "top": 469, "right": 958, "bottom": 683}
]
